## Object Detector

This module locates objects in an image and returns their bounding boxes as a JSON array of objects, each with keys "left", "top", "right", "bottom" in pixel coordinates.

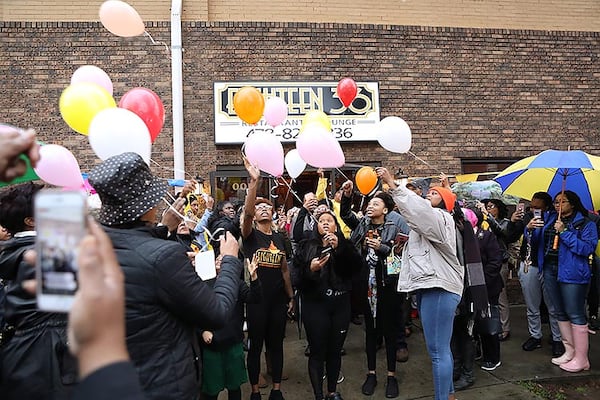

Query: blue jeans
[
  {"left": 518, "top": 262, "right": 561, "bottom": 340},
  {"left": 543, "top": 262, "right": 588, "bottom": 325},
  {"left": 417, "top": 288, "right": 461, "bottom": 400}
]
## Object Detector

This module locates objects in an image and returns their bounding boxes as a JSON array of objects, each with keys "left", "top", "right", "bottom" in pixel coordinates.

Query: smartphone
[
  {"left": 35, "top": 190, "right": 87, "bottom": 312},
  {"left": 533, "top": 209, "right": 542, "bottom": 219},
  {"left": 517, "top": 203, "right": 525, "bottom": 213},
  {"left": 395, "top": 232, "right": 410, "bottom": 246},
  {"left": 319, "top": 246, "right": 333, "bottom": 259}
]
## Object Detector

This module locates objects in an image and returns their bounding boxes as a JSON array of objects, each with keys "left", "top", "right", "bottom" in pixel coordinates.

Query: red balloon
[
  {"left": 119, "top": 88, "right": 165, "bottom": 143},
  {"left": 336, "top": 78, "right": 358, "bottom": 108}
]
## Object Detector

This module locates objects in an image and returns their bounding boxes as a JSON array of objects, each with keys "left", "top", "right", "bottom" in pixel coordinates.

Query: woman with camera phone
[{"left": 296, "top": 211, "right": 359, "bottom": 400}]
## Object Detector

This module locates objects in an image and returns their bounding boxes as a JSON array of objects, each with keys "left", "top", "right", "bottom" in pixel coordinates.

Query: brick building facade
[{"left": 1, "top": 1, "right": 598, "bottom": 202}]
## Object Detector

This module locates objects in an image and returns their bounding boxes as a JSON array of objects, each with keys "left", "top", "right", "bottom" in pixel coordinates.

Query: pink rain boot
[
  {"left": 560, "top": 323, "right": 590, "bottom": 372},
  {"left": 552, "top": 321, "right": 574, "bottom": 365}
]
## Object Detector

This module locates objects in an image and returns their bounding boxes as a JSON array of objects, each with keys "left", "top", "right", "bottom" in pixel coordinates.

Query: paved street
[{"left": 224, "top": 304, "right": 599, "bottom": 400}]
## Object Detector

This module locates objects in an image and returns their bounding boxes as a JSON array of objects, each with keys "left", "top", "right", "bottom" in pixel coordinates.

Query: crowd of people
[{"left": 0, "top": 125, "right": 599, "bottom": 400}]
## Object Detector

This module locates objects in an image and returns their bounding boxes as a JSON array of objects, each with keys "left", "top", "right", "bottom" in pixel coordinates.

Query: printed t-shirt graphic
[{"left": 254, "top": 241, "right": 284, "bottom": 269}]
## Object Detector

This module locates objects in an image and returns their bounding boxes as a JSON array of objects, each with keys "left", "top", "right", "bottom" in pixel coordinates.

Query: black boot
[{"left": 453, "top": 369, "right": 474, "bottom": 391}]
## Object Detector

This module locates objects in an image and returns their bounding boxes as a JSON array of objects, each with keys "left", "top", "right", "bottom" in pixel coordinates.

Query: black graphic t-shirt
[{"left": 243, "top": 229, "right": 287, "bottom": 303}]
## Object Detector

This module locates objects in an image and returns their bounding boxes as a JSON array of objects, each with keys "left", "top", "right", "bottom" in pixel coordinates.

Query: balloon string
[
  {"left": 144, "top": 31, "right": 172, "bottom": 60},
  {"left": 279, "top": 176, "right": 318, "bottom": 225},
  {"left": 407, "top": 151, "right": 443, "bottom": 175},
  {"left": 335, "top": 168, "right": 351, "bottom": 181}
]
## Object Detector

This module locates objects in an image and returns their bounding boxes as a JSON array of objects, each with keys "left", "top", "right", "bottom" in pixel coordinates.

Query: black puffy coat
[
  {"left": 0, "top": 234, "right": 76, "bottom": 400},
  {"left": 104, "top": 225, "right": 243, "bottom": 400},
  {"left": 296, "top": 232, "right": 361, "bottom": 301}
]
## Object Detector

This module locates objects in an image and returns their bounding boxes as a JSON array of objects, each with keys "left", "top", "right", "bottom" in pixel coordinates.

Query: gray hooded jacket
[{"left": 389, "top": 186, "right": 464, "bottom": 296}]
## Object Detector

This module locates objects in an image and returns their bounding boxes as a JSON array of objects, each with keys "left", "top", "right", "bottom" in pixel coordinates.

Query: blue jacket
[{"left": 530, "top": 210, "right": 597, "bottom": 284}]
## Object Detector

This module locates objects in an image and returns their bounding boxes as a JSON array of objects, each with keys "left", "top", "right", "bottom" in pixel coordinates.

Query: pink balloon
[
  {"left": 34, "top": 145, "right": 84, "bottom": 189},
  {"left": 99, "top": 0, "right": 145, "bottom": 37},
  {"left": 71, "top": 65, "right": 113, "bottom": 96},
  {"left": 263, "top": 97, "right": 288, "bottom": 127},
  {"left": 297, "top": 124, "right": 345, "bottom": 168},
  {"left": 244, "top": 132, "right": 284, "bottom": 177}
]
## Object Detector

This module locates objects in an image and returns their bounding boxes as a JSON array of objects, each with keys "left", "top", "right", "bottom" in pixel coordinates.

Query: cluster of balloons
[
  {"left": 34, "top": 2, "right": 158, "bottom": 191},
  {"left": 238, "top": 78, "right": 362, "bottom": 180},
  {"left": 52, "top": 65, "right": 165, "bottom": 189}
]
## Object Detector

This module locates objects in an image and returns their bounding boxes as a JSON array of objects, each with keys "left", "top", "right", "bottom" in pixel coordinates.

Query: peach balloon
[{"left": 99, "top": 0, "right": 145, "bottom": 37}]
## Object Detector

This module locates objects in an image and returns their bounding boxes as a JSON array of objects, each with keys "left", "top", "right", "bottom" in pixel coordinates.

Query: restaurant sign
[{"left": 213, "top": 82, "right": 380, "bottom": 144}]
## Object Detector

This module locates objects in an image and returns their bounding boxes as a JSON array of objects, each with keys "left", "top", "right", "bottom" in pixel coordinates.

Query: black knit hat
[{"left": 88, "top": 152, "right": 167, "bottom": 226}]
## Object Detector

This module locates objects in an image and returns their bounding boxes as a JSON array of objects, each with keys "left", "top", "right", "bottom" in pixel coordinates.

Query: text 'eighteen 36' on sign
[{"left": 213, "top": 82, "right": 380, "bottom": 145}]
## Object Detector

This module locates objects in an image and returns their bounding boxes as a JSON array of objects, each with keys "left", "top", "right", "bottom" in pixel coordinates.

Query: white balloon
[
  {"left": 284, "top": 149, "right": 307, "bottom": 179},
  {"left": 377, "top": 116, "right": 412, "bottom": 153},
  {"left": 88, "top": 108, "right": 151, "bottom": 164}
]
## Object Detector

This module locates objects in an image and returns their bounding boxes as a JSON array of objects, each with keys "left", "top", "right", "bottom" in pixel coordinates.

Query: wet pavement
[{"left": 226, "top": 304, "right": 599, "bottom": 399}]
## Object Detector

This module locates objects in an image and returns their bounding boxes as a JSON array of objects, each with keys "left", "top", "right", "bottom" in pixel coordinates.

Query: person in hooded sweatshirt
[
  {"left": 0, "top": 182, "right": 78, "bottom": 400},
  {"left": 378, "top": 167, "right": 464, "bottom": 400}
]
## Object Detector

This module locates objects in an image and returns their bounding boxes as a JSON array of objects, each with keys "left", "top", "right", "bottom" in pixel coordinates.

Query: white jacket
[{"left": 390, "top": 186, "right": 464, "bottom": 297}]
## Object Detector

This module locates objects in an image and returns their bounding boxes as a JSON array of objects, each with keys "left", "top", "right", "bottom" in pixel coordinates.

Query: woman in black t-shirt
[{"left": 241, "top": 158, "right": 294, "bottom": 400}]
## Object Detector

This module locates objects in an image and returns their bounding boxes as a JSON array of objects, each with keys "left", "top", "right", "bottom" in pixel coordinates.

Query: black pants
[
  {"left": 587, "top": 257, "right": 600, "bottom": 317},
  {"left": 451, "top": 313, "right": 475, "bottom": 378},
  {"left": 475, "top": 304, "right": 501, "bottom": 364},
  {"left": 302, "top": 293, "right": 351, "bottom": 397},
  {"left": 246, "top": 300, "right": 287, "bottom": 385},
  {"left": 364, "top": 285, "right": 403, "bottom": 372}
]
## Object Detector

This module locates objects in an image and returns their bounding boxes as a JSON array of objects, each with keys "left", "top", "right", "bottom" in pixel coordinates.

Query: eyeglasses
[
  {"left": 485, "top": 204, "right": 496, "bottom": 210},
  {"left": 554, "top": 200, "right": 570, "bottom": 206},
  {"left": 255, "top": 204, "right": 273, "bottom": 211}
]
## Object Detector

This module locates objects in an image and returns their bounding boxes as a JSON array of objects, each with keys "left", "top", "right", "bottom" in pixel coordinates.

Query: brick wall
[
  {"left": 2, "top": 1, "right": 599, "bottom": 32},
  {"left": 1, "top": 21, "right": 599, "bottom": 178}
]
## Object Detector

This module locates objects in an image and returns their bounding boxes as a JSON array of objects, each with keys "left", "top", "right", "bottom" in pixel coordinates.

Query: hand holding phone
[
  {"left": 36, "top": 190, "right": 87, "bottom": 312},
  {"left": 517, "top": 203, "right": 525, "bottom": 214},
  {"left": 319, "top": 246, "right": 333, "bottom": 259}
]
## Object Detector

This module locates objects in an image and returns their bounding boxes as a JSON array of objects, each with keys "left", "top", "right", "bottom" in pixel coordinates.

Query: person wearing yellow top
[{"left": 315, "top": 169, "right": 352, "bottom": 240}]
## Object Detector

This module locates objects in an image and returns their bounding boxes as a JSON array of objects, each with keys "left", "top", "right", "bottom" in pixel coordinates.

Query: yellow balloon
[
  {"left": 301, "top": 110, "right": 331, "bottom": 133},
  {"left": 59, "top": 83, "right": 116, "bottom": 135}
]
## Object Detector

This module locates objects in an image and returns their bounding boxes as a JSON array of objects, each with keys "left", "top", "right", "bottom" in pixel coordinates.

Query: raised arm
[{"left": 241, "top": 157, "right": 261, "bottom": 239}]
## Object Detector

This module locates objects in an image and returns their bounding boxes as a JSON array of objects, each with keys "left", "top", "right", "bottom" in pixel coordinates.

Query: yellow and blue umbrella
[{"left": 494, "top": 150, "right": 600, "bottom": 211}]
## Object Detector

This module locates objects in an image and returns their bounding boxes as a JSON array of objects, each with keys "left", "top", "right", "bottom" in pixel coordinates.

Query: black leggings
[
  {"left": 302, "top": 294, "right": 351, "bottom": 397},
  {"left": 364, "top": 285, "right": 403, "bottom": 372},
  {"left": 246, "top": 301, "right": 288, "bottom": 385}
]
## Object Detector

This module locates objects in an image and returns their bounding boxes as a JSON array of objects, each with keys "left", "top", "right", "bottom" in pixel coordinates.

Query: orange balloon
[
  {"left": 355, "top": 167, "right": 378, "bottom": 195},
  {"left": 233, "top": 87, "right": 265, "bottom": 124}
]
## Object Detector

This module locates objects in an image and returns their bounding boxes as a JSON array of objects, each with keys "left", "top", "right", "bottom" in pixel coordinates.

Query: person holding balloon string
[
  {"left": 377, "top": 167, "right": 463, "bottom": 400},
  {"left": 339, "top": 177, "right": 404, "bottom": 399},
  {"left": 241, "top": 157, "right": 294, "bottom": 400}
]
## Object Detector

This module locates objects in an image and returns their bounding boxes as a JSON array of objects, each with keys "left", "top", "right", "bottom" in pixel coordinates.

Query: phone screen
[
  {"left": 319, "top": 247, "right": 333, "bottom": 259},
  {"left": 36, "top": 190, "right": 87, "bottom": 312},
  {"left": 517, "top": 203, "right": 525, "bottom": 213}
]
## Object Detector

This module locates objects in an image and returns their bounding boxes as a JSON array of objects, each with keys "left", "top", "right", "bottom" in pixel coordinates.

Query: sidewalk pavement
[{"left": 232, "top": 304, "right": 598, "bottom": 400}]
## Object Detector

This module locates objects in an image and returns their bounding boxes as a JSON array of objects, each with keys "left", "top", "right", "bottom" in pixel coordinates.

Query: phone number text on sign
[
  {"left": 214, "top": 82, "right": 380, "bottom": 145},
  {"left": 246, "top": 126, "right": 354, "bottom": 141}
]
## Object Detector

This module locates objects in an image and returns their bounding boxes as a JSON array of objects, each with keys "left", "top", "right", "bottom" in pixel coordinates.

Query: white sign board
[{"left": 214, "top": 82, "right": 380, "bottom": 144}]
